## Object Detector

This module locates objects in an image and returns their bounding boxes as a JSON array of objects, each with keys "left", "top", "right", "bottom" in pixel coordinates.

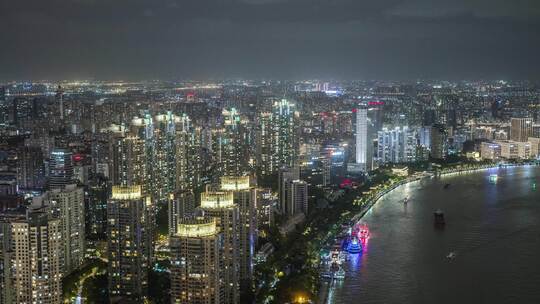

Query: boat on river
[{"left": 434, "top": 209, "right": 445, "bottom": 226}]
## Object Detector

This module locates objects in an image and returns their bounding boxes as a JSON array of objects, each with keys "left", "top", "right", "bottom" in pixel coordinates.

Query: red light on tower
[{"left": 72, "top": 154, "right": 83, "bottom": 162}]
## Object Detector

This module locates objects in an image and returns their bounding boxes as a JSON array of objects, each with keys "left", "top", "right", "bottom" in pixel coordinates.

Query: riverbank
[
  {"left": 324, "top": 164, "right": 540, "bottom": 304},
  {"left": 317, "top": 162, "right": 539, "bottom": 304}
]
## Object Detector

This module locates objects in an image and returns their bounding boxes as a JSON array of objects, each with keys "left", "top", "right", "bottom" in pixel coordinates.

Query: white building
[
  {"left": 354, "top": 105, "right": 370, "bottom": 171},
  {"left": 494, "top": 141, "right": 531, "bottom": 159},
  {"left": 377, "top": 126, "right": 418, "bottom": 164}
]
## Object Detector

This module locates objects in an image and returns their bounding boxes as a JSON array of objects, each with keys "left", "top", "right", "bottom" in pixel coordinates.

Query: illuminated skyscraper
[
  {"left": 48, "top": 148, "right": 74, "bottom": 189},
  {"left": 377, "top": 127, "right": 418, "bottom": 164},
  {"left": 220, "top": 176, "right": 257, "bottom": 285},
  {"left": 0, "top": 207, "right": 63, "bottom": 304},
  {"left": 109, "top": 132, "right": 146, "bottom": 190},
  {"left": 168, "top": 189, "right": 196, "bottom": 236},
  {"left": 85, "top": 175, "right": 108, "bottom": 240},
  {"left": 256, "top": 99, "right": 298, "bottom": 176},
  {"left": 153, "top": 112, "right": 179, "bottom": 201},
  {"left": 278, "top": 166, "right": 299, "bottom": 215},
  {"left": 352, "top": 104, "right": 373, "bottom": 172},
  {"left": 256, "top": 112, "right": 273, "bottom": 176},
  {"left": 107, "top": 185, "right": 150, "bottom": 302},
  {"left": 170, "top": 217, "right": 223, "bottom": 304},
  {"left": 510, "top": 118, "right": 534, "bottom": 142},
  {"left": 430, "top": 124, "right": 447, "bottom": 160},
  {"left": 175, "top": 114, "right": 202, "bottom": 191},
  {"left": 48, "top": 184, "right": 86, "bottom": 275},
  {"left": 215, "top": 108, "right": 251, "bottom": 177},
  {"left": 272, "top": 99, "right": 298, "bottom": 172},
  {"left": 200, "top": 190, "right": 239, "bottom": 304}
]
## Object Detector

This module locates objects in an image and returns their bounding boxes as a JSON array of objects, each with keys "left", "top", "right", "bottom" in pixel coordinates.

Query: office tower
[
  {"left": 170, "top": 217, "right": 223, "bottom": 304},
  {"left": 220, "top": 176, "right": 257, "bottom": 284},
  {"left": 0, "top": 207, "right": 63, "bottom": 304},
  {"left": 200, "top": 190, "right": 239, "bottom": 304},
  {"left": 278, "top": 167, "right": 299, "bottom": 215},
  {"left": 107, "top": 185, "right": 150, "bottom": 302},
  {"left": 377, "top": 127, "right": 418, "bottom": 164},
  {"left": 510, "top": 118, "right": 534, "bottom": 142},
  {"left": 16, "top": 146, "right": 45, "bottom": 190},
  {"left": 48, "top": 184, "right": 85, "bottom": 274},
  {"left": 85, "top": 175, "right": 109, "bottom": 240},
  {"left": 175, "top": 114, "right": 202, "bottom": 191},
  {"left": 168, "top": 189, "right": 196, "bottom": 236},
  {"left": 430, "top": 124, "right": 447, "bottom": 160},
  {"left": 288, "top": 180, "right": 308, "bottom": 216},
  {"left": 352, "top": 104, "right": 373, "bottom": 172},
  {"left": 48, "top": 148, "right": 74, "bottom": 189}
]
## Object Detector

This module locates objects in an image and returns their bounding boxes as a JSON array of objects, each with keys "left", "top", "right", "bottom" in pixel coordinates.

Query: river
[{"left": 328, "top": 165, "right": 540, "bottom": 304}]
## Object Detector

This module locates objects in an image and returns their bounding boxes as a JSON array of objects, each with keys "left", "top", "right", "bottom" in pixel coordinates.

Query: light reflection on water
[{"left": 331, "top": 166, "right": 540, "bottom": 304}]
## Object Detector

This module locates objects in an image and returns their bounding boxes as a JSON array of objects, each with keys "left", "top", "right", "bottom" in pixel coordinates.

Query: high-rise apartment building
[
  {"left": 200, "top": 190, "right": 239, "bottom": 304},
  {"left": 170, "top": 217, "right": 223, "bottom": 304},
  {"left": 0, "top": 207, "right": 63, "bottom": 304},
  {"left": 278, "top": 167, "right": 308, "bottom": 216},
  {"left": 168, "top": 189, "right": 196, "bottom": 236},
  {"left": 430, "top": 124, "right": 447, "bottom": 160},
  {"left": 48, "top": 184, "right": 85, "bottom": 274},
  {"left": 85, "top": 175, "right": 109, "bottom": 240},
  {"left": 216, "top": 108, "right": 251, "bottom": 177},
  {"left": 175, "top": 114, "right": 202, "bottom": 191},
  {"left": 220, "top": 176, "right": 257, "bottom": 284},
  {"left": 109, "top": 132, "right": 146, "bottom": 190},
  {"left": 256, "top": 99, "right": 298, "bottom": 176},
  {"left": 278, "top": 167, "right": 299, "bottom": 215},
  {"left": 153, "top": 112, "right": 179, "bottom": 201},
  {"left": 377, "top": 127, "right": 418, "bottom": 164},
  {"left": 107, "top": 185, "right": 150, "bottom": 302}
]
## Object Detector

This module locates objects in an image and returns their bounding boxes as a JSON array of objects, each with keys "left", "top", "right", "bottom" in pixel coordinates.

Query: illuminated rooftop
[
  {"left": 111, "top": 185, "right": 142, "bottom": 200},
  {"left": 177, "top": 217, "right": 218, "bottom": 237},
  {"left": 200, "top": 191, "right": 234, "bottom": 209},
  {"left": 220, "top": 176, "right": 250, "bottom": 191}
]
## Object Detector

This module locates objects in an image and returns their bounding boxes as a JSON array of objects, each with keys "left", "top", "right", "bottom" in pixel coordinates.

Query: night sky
[{"left": 1, "top": 0, "right": 540, "bottom": 81}]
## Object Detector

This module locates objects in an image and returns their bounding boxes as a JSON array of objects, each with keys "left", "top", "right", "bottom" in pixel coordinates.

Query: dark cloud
[{"left": 0, "top": 0, "right": 539, "bottom": 80}]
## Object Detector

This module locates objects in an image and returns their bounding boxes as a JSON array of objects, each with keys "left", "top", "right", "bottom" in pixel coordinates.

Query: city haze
[{"left": 1, "top": 0, "right": 540, "bottom": 81}]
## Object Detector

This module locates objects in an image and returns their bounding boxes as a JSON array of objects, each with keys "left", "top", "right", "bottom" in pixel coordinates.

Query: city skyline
[{"left": 1, "top": 1, "right": 540, "bottom": 303}]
